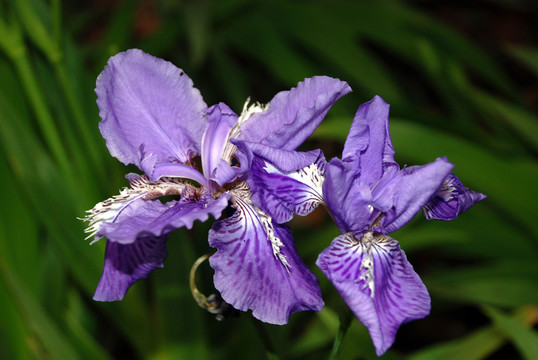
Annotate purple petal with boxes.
[382,158,454,233]
[208,197,324,324]
[93,234,168,301]
[233,139,322,172]
[202,103,238,180]
[248,154,326,223]
[423,173,487,221]
[237,76,351,150]
[323,157,372,234]
[98,191,231,244]
[213,141,253,186]
[148,162,207,185]
[96,49,207,171]
[343,96,398,186]
[317,233,430,356]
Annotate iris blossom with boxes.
[317,96,485,355]
[83,49,351,324]
[423,172,486,221]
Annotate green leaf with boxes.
[389,119,538,238]
[507,45,538,78]
[409,325,506,360]
[484,306,538,360]
[0,259,81,360]
[425,260,538,307]
[472,91,538,151]
[13,0,61,62]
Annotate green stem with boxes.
[329,307,353,360]
[251,318,279,360]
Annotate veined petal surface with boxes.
[248,154,326,224]
[208,196,324,325]
[317,233,430,356]
[323,157,372,234]
[233,140,322,172]
[343,96,397,184]
[93,234,168,301]
[383,158,454,233]
[96,49,207,170]
[98,192,230,244]
[423,173,487,221]
[237,76,351,150]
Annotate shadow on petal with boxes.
[93,234,168,301]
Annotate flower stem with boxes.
[329,307,353,360]
[251,318,279,360]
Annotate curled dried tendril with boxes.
[190,253,239,321]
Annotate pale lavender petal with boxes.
[383,158,454,233]
[148,162,207,185]
[98,192,231,244]
[202,103,238,180]
[212,142,253,186]
[323,157,372,234]
[208,197,324,324]
[317,233,430,356]
[238,76,351,150]
[234,139,321,172]
[93,234,168,301]
[96,49,207,170]
[343,96,398,186]
[423,173,487,221]
[248,154,326,224]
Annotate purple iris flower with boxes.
[423,172,486,220]
[316,96,484,355]
[82,49,351,324]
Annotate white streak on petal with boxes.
[81,174,188,243]
[231,182,290,270]
[263,158,325,206]
[221,99,267,166]
[358,232,375,298]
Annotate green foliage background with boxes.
[0,0,537,359]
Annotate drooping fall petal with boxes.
[93,234,168,301]
[317,233,430,356]
[209,196,324,324]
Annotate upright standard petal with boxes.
[96,49,207,170]
[317,233,430,356]
[93,234,168,301]
[208,195,324,325]
[323,157,372,234]
[423,173,487,221]
[237,76,351,150]
[342,96,397,185]
[247,154,326,224]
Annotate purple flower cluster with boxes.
[83,49,485,355]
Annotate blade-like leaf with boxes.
[484,306,538,360]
